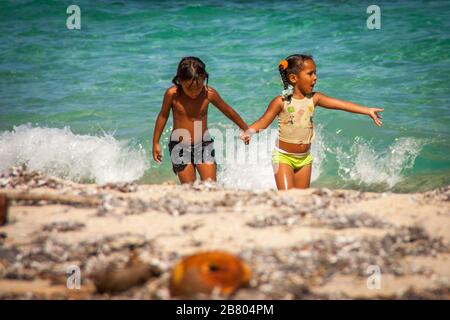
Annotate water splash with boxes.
[0,124,150,184]
[335,136,425,188]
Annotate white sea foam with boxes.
[335,136,424,187]
[0,124,149,184]
[217,126,423,191]
[0,124,424,189]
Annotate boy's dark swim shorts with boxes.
[168,139,216,174]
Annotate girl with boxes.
[245,54,384,190]
[152,56,249,184]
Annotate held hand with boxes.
[152,143,163,163]
[368,108,384,127]
[239,130,250,145]
[239,128,256,145]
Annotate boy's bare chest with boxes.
[172,97,210,119]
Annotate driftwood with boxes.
[0,190,100,226]
[0,194,7,226]
[0,190,100,207]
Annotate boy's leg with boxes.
[177,164,196,184]
[195,138,216,182]
[294,164,312,189]
[196,163,217,182]
[273,163,295,190]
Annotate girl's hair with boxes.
[172,56,209,92]
[278,54,314,102]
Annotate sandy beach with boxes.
[0,165,449,300]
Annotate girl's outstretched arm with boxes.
[209,87,249,131]
[314,92,384,127]
[249,96,283,133]
[152,87,174,163]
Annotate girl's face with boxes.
[289,59,317,95]
[180,77,205,99]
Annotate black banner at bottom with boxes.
[0,300,444,319]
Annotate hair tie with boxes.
[279,59,288,70]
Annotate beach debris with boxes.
[91,247,161,294]
[97,194,126,216]
[123,198,148,215]
[400,285,450,300]
[42,221,85,233]
[380,226,447,256]
[0,261,6,278]
[240,225,449,299]
[312,188,381,204]
[187,180,220,192]
[0,193,7,226]
[181,222,203,232]
[99,182,138,193]
[169,251,251,298]
[310,210,392,229]
[0,189,100,207]
[422,185,450,203]
[145,193,217,216]
[0,232,6,246]
[154,194,188,216]
[0,165,63,189]
[96,192,217,216]
[247,209,391,230]
[77,233,149,259]
[247,212,299,228]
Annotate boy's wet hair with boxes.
[279,54,314,102]
[172,56,209,92]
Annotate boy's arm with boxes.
[152,87,174,163]
[249,96,283,133]
[314,92,384,127]
[209,87,249,131]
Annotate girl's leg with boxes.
[196,163,217,182]
[273,163,295,190]
[294,164,312,189]
[177,164,196,184]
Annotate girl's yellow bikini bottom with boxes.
[271,147,313,171]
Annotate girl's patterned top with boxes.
[278,95,315,144]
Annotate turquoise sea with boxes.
[1,0,449,192]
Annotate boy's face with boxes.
[180,77,205,99]
[289,59,317,95]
